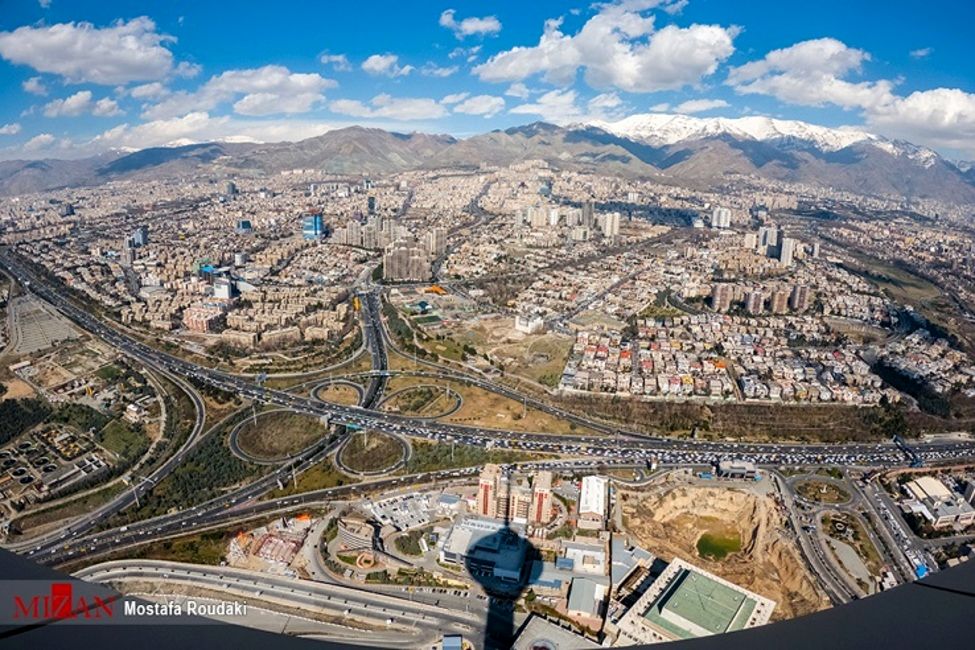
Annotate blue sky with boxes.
[1,0,973,159]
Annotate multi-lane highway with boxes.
[76,559,483,646]
[3,248,975,569]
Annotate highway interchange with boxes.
[2,245,975,640]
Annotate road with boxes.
[76,559,482,646]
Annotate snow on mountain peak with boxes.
[585,113,932,160]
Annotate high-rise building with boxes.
[789,284,811,311]
[779,237,796,267]
[711,207,731,229]
[225,181,238,197]
[235,219,253,234]
[424,227,447,257]
[745,290,765,314]
[743,232,758,250]
[530,471,554,525]
[367,195,377,216]
[758,226,779,253]
[382,241,430,281]
[811,242,821,258]
[476,464,501,518]
[302,213,325,240]
[582,200,595,228]
[600,211,621,238]
[770,289,790,314]
[131,225,148,247]
[711,284,734,312]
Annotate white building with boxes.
[579,476,608,530]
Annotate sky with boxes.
[0,0,973,161]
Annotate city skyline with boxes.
[0,0,974,161]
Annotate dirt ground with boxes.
[1,378,35,400]
[621,483,831,621]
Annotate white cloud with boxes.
[866,88,975,155]
[43,90,123,117]
[0,123,21,135]
[23,133,56,151]
[909,47,933,60]
[453,95,505,118]
[727,38,894,110]
[421,63,458,78]
[0,17,180,84]
[449,45,481,61]
[43,90,92,117]
[509,89,583,124]
[672,98,729,113]
[650,102,671,111]
[439,9,502,39]
[505,83,531,99]
[129,81,169,100]
[320,53,351,71]
[22,76,47,95]
[440,92,470,105]
[474,5,736,93]
[143,65,335,119]
[329,94,448,120]
[361,54,413,77]
[93,97,123,117]
[730,37,975,156]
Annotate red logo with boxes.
[13,582,115,620]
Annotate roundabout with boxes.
[229,409,332,464]
[311,379,366,406]
[377,383,462,419]
[335,430,411,476]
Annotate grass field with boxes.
[265,459,358,498]
[339,431,405,473]
[795,480,851,504]
[236,411,329,460]
[384,374,598,436]
[315,383,361,406]
[97,419,148,462]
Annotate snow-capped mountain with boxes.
[586,113,938,164]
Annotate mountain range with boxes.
[2,113,974,203]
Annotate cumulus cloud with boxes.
[672,98,729,113]
[439,9,502,39]
[92,97,123,117]
[129,81,169,100]
[440,92,470,105]
[505,82,531,99]
[361,54,413,77]
[329,94,448,120]
[23,132,56,151]
[730,37,975,155]
[509,89,583,124]
[866,88,975,154]
[474,4,736,93]
[143,65,335,119]
[452,94,505,118]
[0,123,21,135]
[0,17,180,85]
[727,38,894,110]
[42,90,122,117]
[320,53,351,71]
[22,76,47,95]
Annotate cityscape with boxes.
[0,1,974,649]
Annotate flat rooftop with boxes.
[644,568,756,639]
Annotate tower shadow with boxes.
[464,519,539,649]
